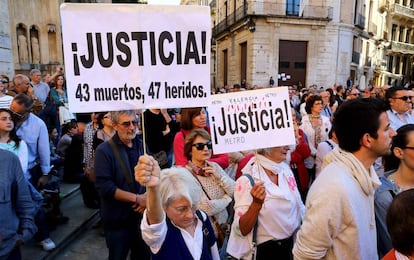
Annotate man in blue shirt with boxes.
[10,93,57,251]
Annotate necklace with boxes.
[310,114,321,119]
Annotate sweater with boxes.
[293,154,379,260]
[0,150,37,257]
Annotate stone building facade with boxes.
[0,0,14,77]
[211,0,414,90]
[0,0,142,79]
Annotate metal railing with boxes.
[368,22,377,35]
[212,2,332,37]
[355,13,365,29]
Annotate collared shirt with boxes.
[16,113,50,179]
[31,81,50,103]
[320,105,333,119]
[386,109,414,131]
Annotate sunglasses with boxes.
[10,110,25,120]
[392,96,411,101]
[192,141,212,150]
[118,120,138,127]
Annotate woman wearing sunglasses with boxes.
[183,129,235,249]
[173,107,229,169]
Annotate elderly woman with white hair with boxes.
[226,146,305,260]
[135,155,220,260]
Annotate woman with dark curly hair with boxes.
[299,95,331,183]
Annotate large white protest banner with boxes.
[60,3,210,112]
[208,87,295,154]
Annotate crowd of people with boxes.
[1,67,414,260]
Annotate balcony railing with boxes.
[368,22,377,35]
[212,2,332,37]
[375,60,387,70]
[365,58,372,67]
[355,13,365,29]
[390,41,414,54]
[352,51,360,64]
[389,3,414,19]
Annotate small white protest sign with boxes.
[60,3,210,112]
[208,87,295,154]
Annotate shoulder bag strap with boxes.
[241,174,258,260]
[108,138,136,193]
[195,210,215,248]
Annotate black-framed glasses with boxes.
[192,141,212,150]
[392,96,411,101]
[403,146,414,150]
[118,120,138,127]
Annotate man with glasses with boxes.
[320,90,333,121]
[94,110,150,260]
[347,88,361,100]
[9,93,57,251]
[385,86,414,131]
[29,69,50,104]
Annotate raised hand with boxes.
[134,154,161,187]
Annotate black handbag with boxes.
[153,150,169,168]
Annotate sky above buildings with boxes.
[147,0,180,4]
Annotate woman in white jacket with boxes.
[299,95,331,183]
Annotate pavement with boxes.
[21,183,103,260]
[54,222,107,260]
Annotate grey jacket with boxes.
[374,170,399,258]
[0,150,37,258]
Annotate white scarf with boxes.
[242,154,293,178]
[323,147,380,228]
[241,154,305,220]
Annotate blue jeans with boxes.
[104,226,150,260]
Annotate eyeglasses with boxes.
[403,146,414,150]
[118,120,138,127]
[392,96,411,101]
[172,205,196,216]
[192,141,212,150]
[350,93,360,96]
